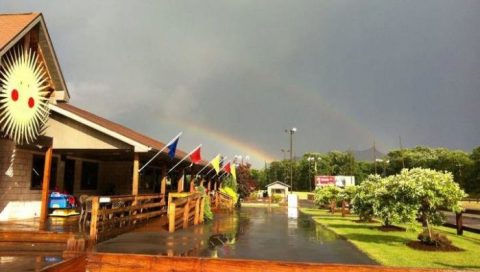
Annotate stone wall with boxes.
[0,139,41,219]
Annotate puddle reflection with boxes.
[96,207,375,264]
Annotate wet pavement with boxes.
[0,255,63,271]
[96,207,376,264]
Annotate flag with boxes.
[167,136,180,159]
[231,163,237,180]
[210,154,221,174]
[190,146,202,164]
[223,161,231,174]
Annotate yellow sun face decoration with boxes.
[0,47,50,144]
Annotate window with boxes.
[81,161,99,190]
[31,154,57,190]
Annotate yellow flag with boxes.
[231,164,237,180]
[210,154,221,174]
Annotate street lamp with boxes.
[307,157,317,192]
[284,127,297,190]
[375,158,389,177]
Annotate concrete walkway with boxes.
[95,207,376,264]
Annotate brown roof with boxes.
[55,103,210,166]
[0,12,40,52]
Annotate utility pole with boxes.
[399,135,405,169]
[373,138,377,174]
[285,128,297,190]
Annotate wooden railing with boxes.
[214,191,235,210]
[443,208,480,235]
[83,252,457,272]
[168,192,205,232]
[89,194,166,242]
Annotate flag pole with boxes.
[205,156,227,176]
[197,154,220,176]
[168,144,202,174]
[138,132,183,173]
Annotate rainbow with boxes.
[161,117,277,164]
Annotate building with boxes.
[0,13,215,222]
[266,181,290,198]
[314,175,355,188]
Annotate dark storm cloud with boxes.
[3,0,479,167]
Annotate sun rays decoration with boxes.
[0,47,50,144]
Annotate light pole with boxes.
[284,127,297,190]
[376,158,389,177]
[307,157,317,192]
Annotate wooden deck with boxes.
[42,252,459,272]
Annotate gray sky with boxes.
[3,1,480,167]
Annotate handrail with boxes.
[167,192,205,232]
[215,191,234,210]
[85,252,458,272]
[88,194,166,242]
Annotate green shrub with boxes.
[314,185,342,213]
[417,230,452,248]
[351,175,381,222]
[203,195,214,220]
[196,185,213,221]
[220,186,238,204]
[272,194,283,203]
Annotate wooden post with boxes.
[132,153,140,196]
[160,177,167,206]
[194,197,200,225]
[199,197,205,223]
[183,198,191,229]
[177,169,184,193]
[168,202,176,233]
[207,180,211,192]
[456,212,463,235]
[89,196,99,241]
[190,179,195,193]
[213,181,217,191]
[39,145,53,226]
[161,165,167,195]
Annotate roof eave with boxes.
[49,104,151,152]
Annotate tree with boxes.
[236,163,258,198]
[407,168,466,242]
[468,147,480,195]
[373,173,420,227]
[340,185,357,203]
[385,146,474,192]
[251,169,267,189]
[351,175,381,222]
[314,185,342,213]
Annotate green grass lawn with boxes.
[300,208,480,270]
[462,201,480,210]
[292,191,314,200]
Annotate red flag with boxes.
[190,146,202,164]
[223,161,231,173]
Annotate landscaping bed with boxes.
[300,208,480,270]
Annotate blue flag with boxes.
[167,137,179,159]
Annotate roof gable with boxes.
[266,181,291,188]
[0,12,69,102]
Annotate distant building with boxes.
[266,181,290,197]
[315,176,355,188]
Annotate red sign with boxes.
[315,176,335,186]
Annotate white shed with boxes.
[266,181,291,197]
